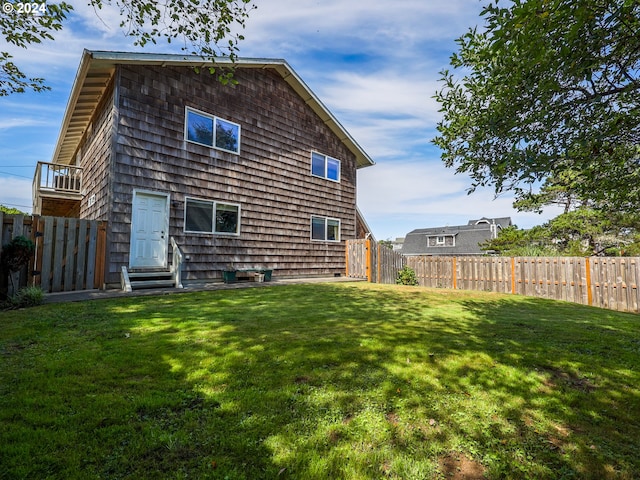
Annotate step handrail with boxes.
[121,266,132,293]
[170,237,184,289]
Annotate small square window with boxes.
[327,218,340,241]
[310,151,340,182]
[311,216,326,240]
[311,152,326,177]
[326,157,340,181]
[186,110,214,147]
[185,198,213,233]
[215,118,240,154]
[311,216,340,242]
[215,203,240,234]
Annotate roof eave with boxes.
[51,50,375,169]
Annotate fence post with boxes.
[452,257,457,289]
[585,257,593,307]
[366,238,372,283]
[94,222,107,290]
[345,240,350,277]
[511,257,516,295]
[377,242,381,284]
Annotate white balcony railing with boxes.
[33,161,83,194]
[32,161,84,214]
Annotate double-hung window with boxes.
[311,216,340,242]
[184,197,241,235]
[185,107,241,154]
[311,152,340,182]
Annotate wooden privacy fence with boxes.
[1,214,107,294]
[345,239,640,313]
[346,238,406,284]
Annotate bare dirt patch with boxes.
[438,452,486,479]
[385,412,400,425]
[538,365,596,392]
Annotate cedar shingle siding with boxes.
[74,61,363,284]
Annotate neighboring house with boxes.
[32,50,375,287]
[391,237,405,252]
[401,217,512,256]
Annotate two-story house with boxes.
[32,50,375,288]
[401,217,512,256]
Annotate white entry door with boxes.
[130,191,170,269]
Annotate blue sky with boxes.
[0,0,564,240]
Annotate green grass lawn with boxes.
[1,282,639,479]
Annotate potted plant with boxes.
[222,265,236,284]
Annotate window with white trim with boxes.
[185,107,241,154]
[311,216,340,242]
[311,151,340,182]
[184,197,240,235]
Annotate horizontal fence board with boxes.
[346,240,640,313]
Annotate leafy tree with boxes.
[480,224,556,256]
[482,209,640,256]
[434,0,640,210]
[545,208,608,255]
[0,205,27,215]
[512,170,585,214]
[378,239,394,250]
[1,0,255,96]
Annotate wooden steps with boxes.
[121,267,179,292]
[121,238,185,293]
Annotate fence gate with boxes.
[1,214,107,294]
[346,238,369,280]
[345,239,405,283]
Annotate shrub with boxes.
[4,286,45,309]
[396,265,419,286]
[1,236,35,273]
[1,235,36,300]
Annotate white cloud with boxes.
[357,159,565,239]
[0,118,51,130]
[242,0,484,54]
[321,73,442,124]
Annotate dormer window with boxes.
[427,235,455,247]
